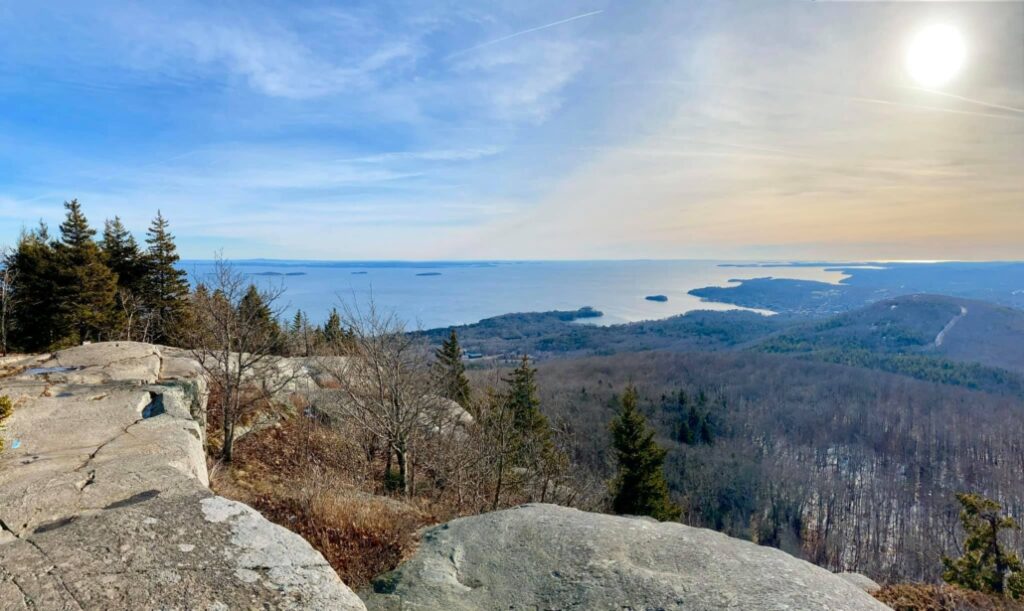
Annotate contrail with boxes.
[447,10,603,59]
[623,80,1024,121]
[847,94,1022,121]
[907,87,1024,115]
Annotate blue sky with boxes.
[1,1,1022,260]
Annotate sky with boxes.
[0,0,1022,261]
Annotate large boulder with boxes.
[362,504,889,611]
[0,342,364,610]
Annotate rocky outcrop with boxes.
[2,343,890,611]
[362,504,889,611]
[0,342,364,611]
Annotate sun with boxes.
[906,24,966,88]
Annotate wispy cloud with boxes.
[1,0,1021,261]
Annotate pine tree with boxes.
[943,493,1024,598]
[435,329,471,406]
[54,200,119,345]
[143,211,190,344]
[609,385,681,521]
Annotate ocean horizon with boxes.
[179,259,847,329]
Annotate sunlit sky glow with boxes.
[1,1,1022,260]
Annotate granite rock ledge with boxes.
[0,342,365,611]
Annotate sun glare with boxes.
[906,24,966,88]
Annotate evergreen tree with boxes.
[289,309,313,356]
[500,355,566,502]
[6,224,63,351]
[238,284,282,352]
[322,308,343,343]
[319,307,354,353]
[943,493,1024,598]
[101,216,146,294]
[291,309,306,334]
[677,390,695,444]
[434,329,471,406]
[698,416,714,445]
[505,355,549,442]
[54,200,119,344]
[609,385,681,521]
[58,199,94,251]
[143,211,190,344]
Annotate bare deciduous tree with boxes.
[317,299,451,497]
[116,288,151,343]
[184,255,291,462]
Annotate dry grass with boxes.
[875,584,1024,611]
[210,412,437,589]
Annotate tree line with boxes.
[1,200,191,352]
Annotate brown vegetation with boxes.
[875,584,1024,611]
[210,413,436,589]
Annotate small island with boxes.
[416,272,443,277]
[560,306,603,321]
[645,295,669,302]
[351,271,368,275]
[251,271,307,277]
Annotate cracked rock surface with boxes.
[0,342,365,611]
[362,504,889,611]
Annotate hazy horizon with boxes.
[2,1,1022,260]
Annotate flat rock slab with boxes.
[362,504,889,611]
[0,342,364,611]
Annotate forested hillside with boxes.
[757,295,1024,394]
[422,308,788,361]
[519,351,1024,583]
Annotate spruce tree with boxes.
[101,217,146,295]
[6,224,63,351]
[322,308,343,342]
[435,329,471,406]
[609,385,681,521]
[143,211,190,344]
[320,308,352,352]
[238,284,282,352]
[500,354,566,501]
[289,309,313,356]
[291,310,306,334]
[504,354,549,443]
[677,390,694,444]
[54,200,119,345]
